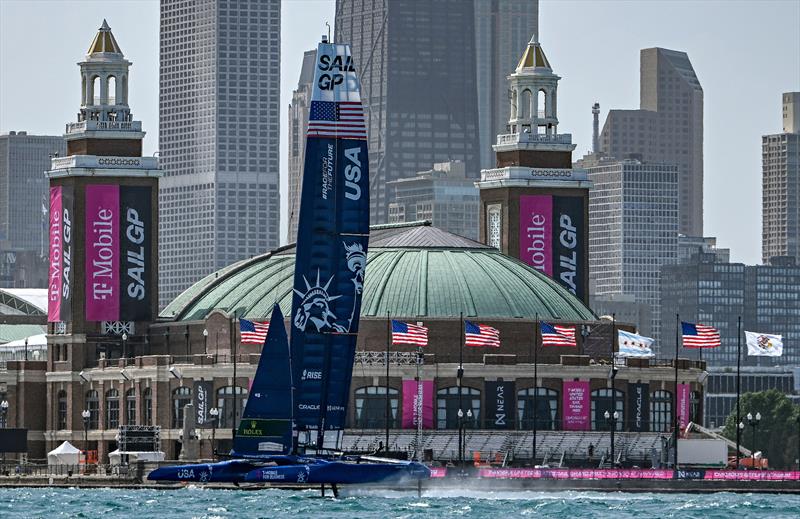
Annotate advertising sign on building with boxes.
[519,195,585,301]
[193,381,214,429]
[401,380,434,429]
[677,383,691,429]
[627,382,649,432]
[485,380,515,429]
[84,184,153,322]
[48,185,74,323]
[562,380,590,430]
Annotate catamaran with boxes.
[148,37,430,495]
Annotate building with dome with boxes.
[0,24,707,466]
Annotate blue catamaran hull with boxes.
[244,460,431,485]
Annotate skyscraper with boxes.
[474,0,539,170]
[600,48,703,236]
[287,49,317,244]
[0,132,65,287]
[159,0,281,308]
[762,92,800,264]
[335,0,480,225]
[586,157,679,341]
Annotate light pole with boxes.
[1,400,8,471]
[604,410,619,467]
[796,415,800,470]
[457,408,464,468]
[737,421,745,469]
[24,338,28,361]
[209,407,219,460]
[203,329,209,356]
[747,412,761,469]
[82,409,90,466]
[122,332,128,361]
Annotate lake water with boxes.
[0,487,797,518]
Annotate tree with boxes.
[721,389,800,469]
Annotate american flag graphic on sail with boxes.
[307,101,366,139]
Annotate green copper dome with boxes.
[160,223,595,322]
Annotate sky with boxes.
[1,0,798,264]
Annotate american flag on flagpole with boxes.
[240,318,270,344]
[540,322,577,347]
[464,320,500,348]
[681,322,721,348]
[307,101,366,139]
[391,320,428,346]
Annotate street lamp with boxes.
[122,333,128,361]
[82,409,91,466]
[203,329,209,356]
[747,412,761,469]
[209,407,219,460]
[737,421,745,469]
[457,408,464,468]
[604,410,619,467]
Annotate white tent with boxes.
[47,441,81,466]
[108,449,165,465]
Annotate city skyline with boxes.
[1,0,799,265]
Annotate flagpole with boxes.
[459,312,464,468]
[611,313,617,463]
[673,313,679,469]
[533,314,539,467]
[232,314,238,439]
[736,315,741,468]
[385,312,391,452]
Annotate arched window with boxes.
[85,390,99,429]
[591,388,624,431]
[91,76,100,105]
[517,387,558,430]
[105,389,120,429]
[354,386,399,429]
[437,387,480,429]
[537,89,547,119]
[172,386,192,429]
[217,386,248,429]
[107,76,116,105]
[650,390,672,432]
[520,89,532,119]
[57,390,68,430]
[142,387,152,426]
[125,388,136,426]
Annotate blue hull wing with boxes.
[244,460,431,485]
[147,459,260,483]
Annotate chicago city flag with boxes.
[617,329,655,358]
[745,331,783,357]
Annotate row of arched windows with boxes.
[353,386,701,433]
[57,386,247,431]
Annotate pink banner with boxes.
[402,379,434,429]
[429,467,447,478]
[677,383,691,429]
[48,186,63,322]
[519,195,552,275]
[85,185,119,321]
[478,468,674,480]
[703,470,800,481]
[562,380,590,430]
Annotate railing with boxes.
[65,120,141,134]
[355,351,423,366]
[496,132,572,146]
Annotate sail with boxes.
[231,304,294,456]
[290,41,370,446]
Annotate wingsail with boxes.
[231,304,294,456]
[290,40,370,450]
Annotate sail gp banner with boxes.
[519,195,585,301]
[48,186,74,322]
[401,380,434,429]
[290,41,370,435]
[563,380,590,430]
[84,184,152,322]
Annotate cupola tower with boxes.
[476,35,591,304]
